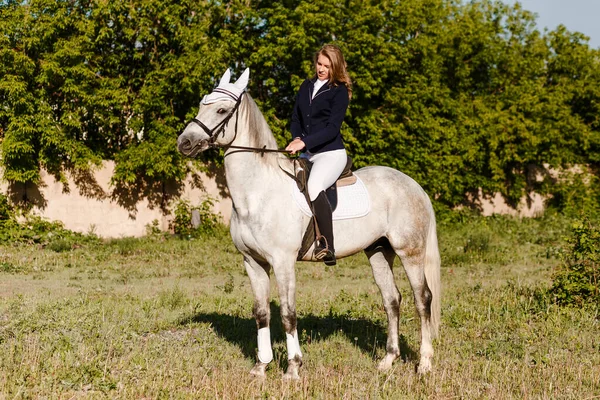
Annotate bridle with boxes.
[185,88,307,209]
[188,88,244,148]
[187,89,290,156]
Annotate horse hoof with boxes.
[416,357,432,375]
[377,352,399,371]
[283,370,300,380]
[377,359,392,371]
[250,362,268,378]
[283,356,302,380]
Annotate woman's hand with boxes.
[285,138,306,154]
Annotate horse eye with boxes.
[217,108,227,114]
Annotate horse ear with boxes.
[234,68,250,91]
[218,68,231,87]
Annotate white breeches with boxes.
[302,149,347,201]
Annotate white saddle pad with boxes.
[292,176,371,220]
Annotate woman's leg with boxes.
[306,149,347,264]
[306,149,347,201]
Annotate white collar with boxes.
[312,79,328,98]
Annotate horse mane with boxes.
[240,94,291,170]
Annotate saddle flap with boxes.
[338,156,353,180]
[337,175,357,187]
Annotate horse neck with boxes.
[223,95,288,200]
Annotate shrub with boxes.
[545,173,600,220]
[145,219,164,237]
[550,219,599,307]
[464,233,491,254]
[0,194,99,248]
[0,194,15,223]
[106,237,140,256]
[170,197,222,238]
[47,239,74,253]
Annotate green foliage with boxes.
[0,193,15,222]
[551,220,600,307]
[105,237,142,256]
[158,286,190,310]
[0,261,24,274]
[46,238,74,253]
[543,169,600,219]
[464,232,491,255]
[439,212,570,268]
[170,197,223,238]
[0,194,99,249]
[171,200,193,237]
[0,0,217,186]
[145,219,164,237]
[216,273,235,294]
[1,0,599,214]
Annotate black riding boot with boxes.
[312,191,336,266]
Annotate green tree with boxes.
[1,0,599,215]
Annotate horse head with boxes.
[178,68,250,157]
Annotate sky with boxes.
[502,0,600,49]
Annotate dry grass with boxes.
[0,215,598,399]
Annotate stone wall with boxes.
[0,161,232,238]
[477,191,545,218]
[0,161,545,238]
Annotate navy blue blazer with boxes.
[290,78,349,154]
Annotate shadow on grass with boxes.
[178,302,418,368]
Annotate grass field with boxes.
[0,214,598,399]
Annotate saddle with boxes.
[294,156,357,261]
[295,156,356,212]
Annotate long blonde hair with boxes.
[314,44,352,100]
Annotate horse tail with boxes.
[424,213,441,339]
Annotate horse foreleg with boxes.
[366,243,402,371]
[244,256,272,378]
[272,258,302,380]
[401,252,435,375]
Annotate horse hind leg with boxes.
[365,239,402,371]
[398,250,436,374]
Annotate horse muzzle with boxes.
[177,134,209,158]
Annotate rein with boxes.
[187,89,291,157]
[219,144,291,156]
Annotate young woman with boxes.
[286,44,352,265]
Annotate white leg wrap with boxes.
[257,327,273,364]
[286,330,302,360]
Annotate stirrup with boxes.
[314,237,336,265]
[323,251,336,266]
[313,236,329,259]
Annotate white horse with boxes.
[177,68,441,379]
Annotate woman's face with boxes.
[316,54,331,81]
